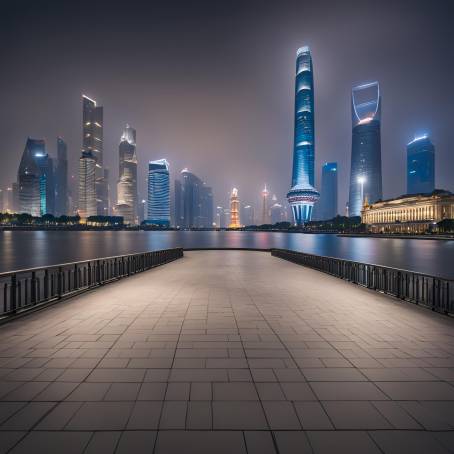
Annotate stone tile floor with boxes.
[0,250,453,453]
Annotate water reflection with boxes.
[0,230,452,278]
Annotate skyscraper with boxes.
[78,151,97,218]
[287,46,320,225]
[18,138,55,216]
[229,188,241,228]
[175,169,213,228]
[174,179,184,227]
[200,184,214,227]
[18,139,41,216]
[241,203,255,226]
[147,159,170,226]
[407,135,435,195]
[348,82,382,216]
[216,206,226,228]
[261,185,269,224]
[55,137,68,216]
[318,162,338,220]
[270,201,284,224]
[116,125,138,224]
[82,95,108,215]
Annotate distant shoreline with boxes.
[338,233,454,241]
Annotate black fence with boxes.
[271,249,453,315]
[0,248,183,320]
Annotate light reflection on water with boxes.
[0,230,452,278]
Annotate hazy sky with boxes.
[1,0,453,213]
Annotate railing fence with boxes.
[271,248,453,315]
[0,248,183,319]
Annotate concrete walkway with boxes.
[0,250,453,453]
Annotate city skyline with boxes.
[1,0,453,218]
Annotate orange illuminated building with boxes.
[229,188,241,228]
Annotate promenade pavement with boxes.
[0,250,453,453]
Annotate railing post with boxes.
[57,266,63,299]
[97,260,101,285]
[44,269,49,299]
[31,271,37,304]
[10,274,17,313]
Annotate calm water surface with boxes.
[1,230,453,278]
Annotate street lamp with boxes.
[357,176,366,208]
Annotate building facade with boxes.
[17,140,41,216]
[241,203,255,226]
[270,202,284,224]
[287,46,320,225]
[18,138,55,216]
[348,82,383,217]
[361,190,454,233]
[147,159,170,226]
[78,151,97,218]
[318,162,338,220]
[116,125,138,224]
[229,188,241,228]
[175,169,213,228]
[407,135,435,195]
[261,185,269,225]
[82,95,108,215]
[55,137,68,216]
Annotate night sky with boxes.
[1,0,453,214]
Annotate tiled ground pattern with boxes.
[0,251,453,453]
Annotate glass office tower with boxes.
[78,151,97,218]
[318,162,338,220]
[407,135,435,195]
[17,139,41,216]
[55,137,68,216]
[348,82,382,216]
[147,159,170,226]
[175,169,213,228]
[287,46,320,225]
[82,95,108,215]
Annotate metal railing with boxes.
[0,248,183,320]
[271,249,453,315]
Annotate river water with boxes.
[1,230,453,278]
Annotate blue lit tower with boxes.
[287,46,320,225]
[348,82,382,216]
[407,135,435,195]
[147,159,170,226]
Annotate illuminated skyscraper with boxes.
[287,46,320,225]
[78,151,97,218]
[116,125,138,224]
[407,135,435,195]
[261,184,269,224]
[18,138,55,216]
[55,137,68,216]
[229,188,241,228]
[18,139,41,216]
[318,162,338,220]
[348,82,382,216]
[82,95,108,215]
[147,159,170,226]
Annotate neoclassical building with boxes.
[361,190,454,233]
